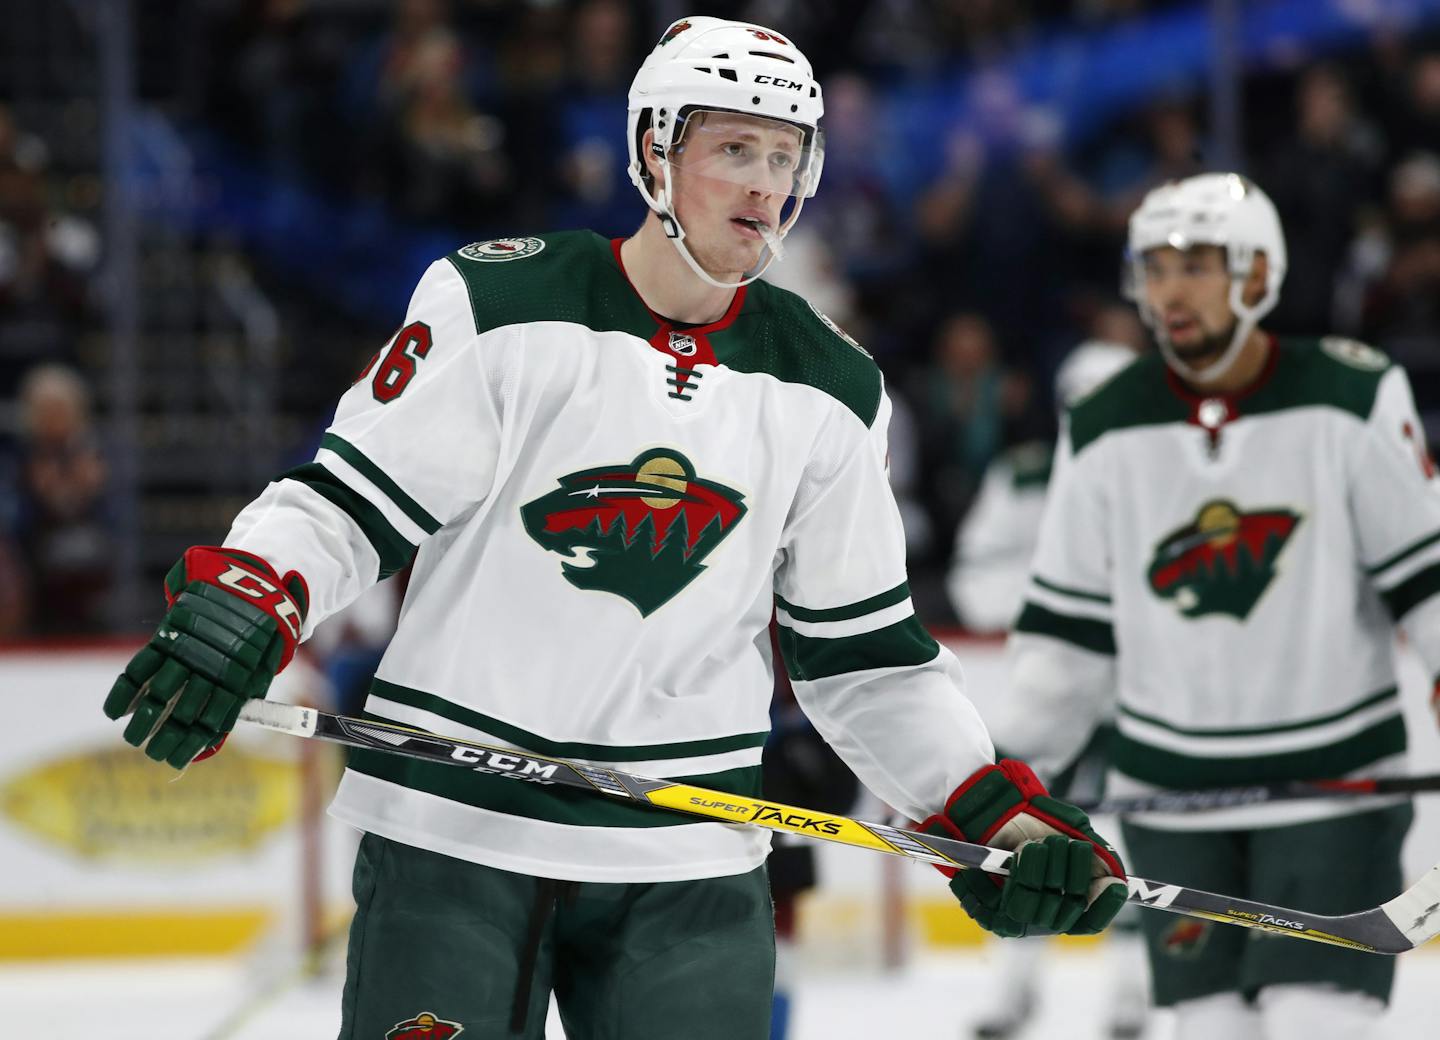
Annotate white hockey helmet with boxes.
[627,16,825,288]
[1124,173,1287,384]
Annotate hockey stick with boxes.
[237,700,1440,955]
[1075,774,1440,816]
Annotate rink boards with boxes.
[1,636,1436,960]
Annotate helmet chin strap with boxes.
[1155,280,1263,387]
[642,152,800,290]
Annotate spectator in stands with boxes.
[1355,151,1440,357]
[362,0,511,225]
[913,71,1069,361]
[9,364,112,634]
[547,0,642,236]
[0,539,26,639]
[910,313,1033,571]
[0,107,96,398]
[802,74,911,298]
[1384,50,1440,163]
[1263,66,1385,334]
[204,0,352,186]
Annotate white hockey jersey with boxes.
[995,337,1440,829]
[226,231,993,881]
[946,441,1054,632]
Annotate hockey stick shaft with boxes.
[237,700,1440,955]
[1076,775,1440,816]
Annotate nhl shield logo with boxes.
[457,237,545,262]
[386,1011,464,1039]
[1147,500,1300,620]
[668,331,698,356]
[521,448,746,616]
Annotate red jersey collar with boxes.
[1164,333,1279,448]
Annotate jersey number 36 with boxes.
[357,321,434,404]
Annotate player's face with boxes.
[1140,245,1237,369]
[668,112,801,278]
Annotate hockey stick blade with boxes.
[238,700,1440,954]
[1076,774,1440,816]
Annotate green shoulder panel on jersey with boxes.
[1068,353,1186,455]
[442,233,882,426]
[1242,336,1391,423]
[442,230,654,340]
[1068,337,1393,456]
[721,279,883,427]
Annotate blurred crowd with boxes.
[2,0,1439,637]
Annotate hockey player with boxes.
[101,18,1125,1038]
[995,172,1439,1040]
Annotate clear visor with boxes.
[668,109,824,200]
[1123,240,1232,297]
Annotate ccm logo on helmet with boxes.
[754,74,804,91]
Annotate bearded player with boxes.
[102,18,1125,1038]
[994,172,1440,1040]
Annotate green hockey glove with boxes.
[920,759,1127,938]
[103,546,308,769]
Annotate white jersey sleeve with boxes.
[226,259,497,636]
[992,421,1117,779]
[775,388,994,822]
[1351,364,1440,675]
[946,444,1051,632]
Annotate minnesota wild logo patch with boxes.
[521,449,746,616]
[387,1011,463,1039]
[1147,500,1300,620]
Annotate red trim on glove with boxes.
[914,809,965,879]
[921,758,1127,883]
[169,546,307,671]
[997,759,1047,799]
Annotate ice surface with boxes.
[3,944,1435,1039]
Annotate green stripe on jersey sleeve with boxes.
[347,739,761,829]
[370,679,769,761]
[1378,560,1440,620]
[1367,528,1440,576]
[775,582,910,623]
[320,433,442,535]
[776,615,939,682]
[277,464,417,579]
[1032,575,1112,605]
[1112,713,1406,788]
[1014,601,1116,655]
